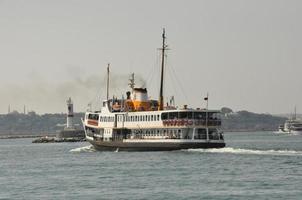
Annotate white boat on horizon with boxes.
[278,108,302,135]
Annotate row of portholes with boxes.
[133,129,182,136]
[124,114,161,122]
[99,114,161,123]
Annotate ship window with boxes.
[157,115,160,121]
[194,112,205,120]
[151,115,154,121]
[179,112,187,119]
[161,113,168,120]
[208,129,219,140]
[147,115,150,121]
[188,112,193,119]
[169,112,178,119]
[88,114,99,120]
[135,116,138,121]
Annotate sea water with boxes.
[0,132,302,200]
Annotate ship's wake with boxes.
[70,145,96,153]
[186,147,302,156]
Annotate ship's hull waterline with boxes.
[87,138,225,151]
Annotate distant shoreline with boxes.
[0,134,56,139]
[223,129,276,133]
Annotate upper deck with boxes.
[85,108,222,129]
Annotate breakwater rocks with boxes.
[32,137,86,143]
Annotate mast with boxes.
[106,63,110,100]
[159,28,167,110]
[129,73,135,91]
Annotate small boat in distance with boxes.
[278,107,302,135]
[82,30,225,151]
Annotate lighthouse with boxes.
[66,97,74,129]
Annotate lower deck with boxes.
[84,126,225,151]
[85,126,224,141]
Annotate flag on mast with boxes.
[204,93,209,101]
[204,93,209,109]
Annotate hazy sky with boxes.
[0,0,301,114]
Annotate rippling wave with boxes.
[70,145,96,153]
[186,147,302,156]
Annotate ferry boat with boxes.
[82,30,225,151]
[278,107,302,134]
[278,113,302,134]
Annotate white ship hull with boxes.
[83,109,226,151]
